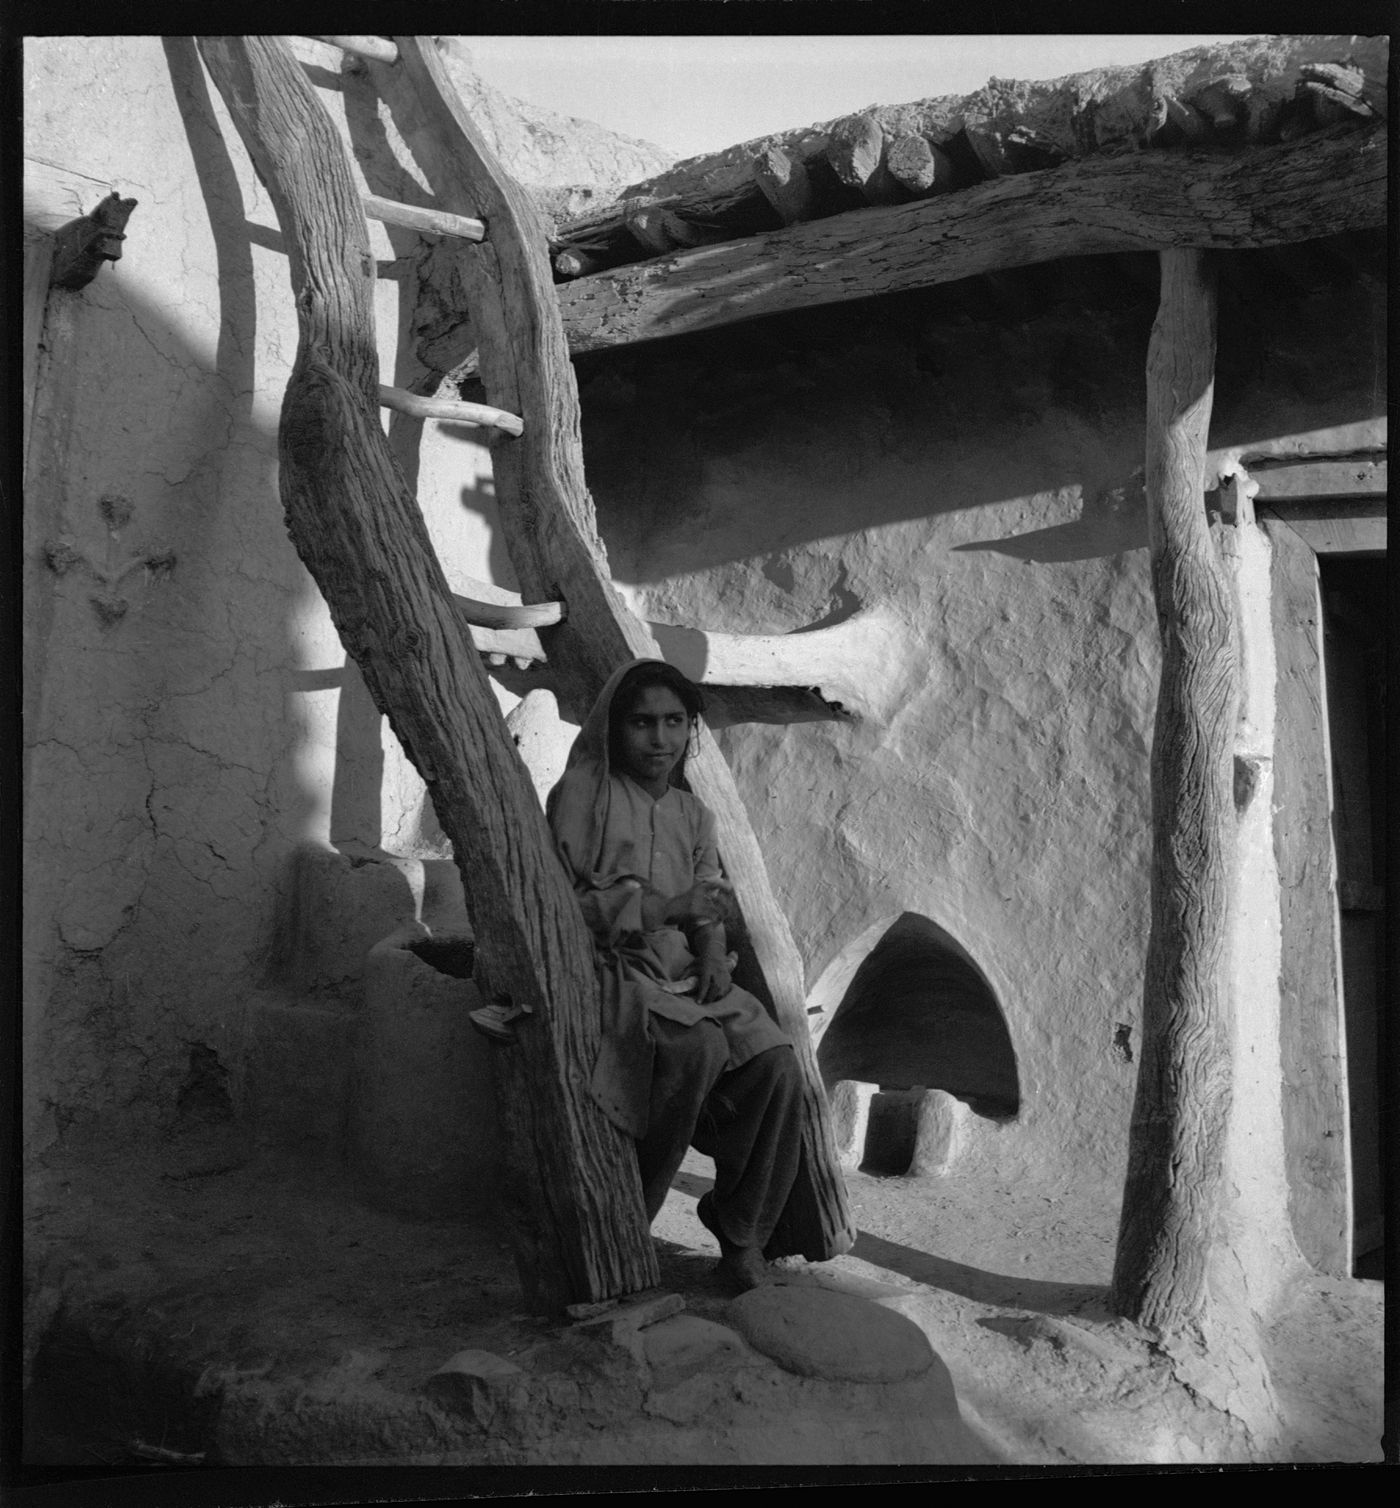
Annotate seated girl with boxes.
[545,659,805,1291]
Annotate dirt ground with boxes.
[21,1115,1387,1475]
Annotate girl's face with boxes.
[616,685,691,794]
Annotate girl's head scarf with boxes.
[546,658,695,881]
[545,658,695,1140]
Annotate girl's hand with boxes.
[663,877,732,927]
[696,947,732,1004]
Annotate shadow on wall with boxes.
[816,912,1019,1176]
[578,240,1386,584]
[23,44,329,1138]
[951,469,1149,563]
[170,39,441,865]
[166,35,341,868]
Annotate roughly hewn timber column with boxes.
[1111,249,1238,1331]
[1261,517,1349,1273]
[196,36,658,1312]
[375,36,854,1260]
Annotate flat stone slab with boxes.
[728,1282,935,1382]
[568,1291,685,1335]
[642,1314,754,1393]
[421,1347,525,1408]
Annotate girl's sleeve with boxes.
[549,768,647,946]
[693,802,723,885]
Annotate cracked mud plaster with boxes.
[22,33,687,1143]
[578,266,1376,1199]
[40,950,155,1127]
[35,738,157,955]
[632,573,1154,1197]
[25,38,352,1126]
[1154,1313,1284,1452]
[44,495,178,631]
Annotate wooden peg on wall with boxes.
[49,192,138,291]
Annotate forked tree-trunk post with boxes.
[195,35,658,1313]
[374,36,855,1263]
[1111,248,1239,1330]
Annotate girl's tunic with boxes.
[546,664,790,1139]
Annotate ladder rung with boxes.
[310,35,399,64]
[484,652,542,668]
[378,384,523,437]
[554,248,601,279]
[362,193,484,242]
[461,598,561,630]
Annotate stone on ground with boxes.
[728,1281,935,1381]
[642,1315,755,1393]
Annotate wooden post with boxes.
[752,145,819,226]
[1262,517,1350,1272]
[1111,248,1239,1331]
[624,205,705,254]
[554,247,602,280]
[196,36,658,1313]
[825,113,902,205]
[375,36,855,1261]
[886,134,956,198]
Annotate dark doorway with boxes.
[1320,556,1387,1278]
[817,913,1019,1175]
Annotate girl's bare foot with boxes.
[697,1192,771,1292]
[717,1246,769,1292]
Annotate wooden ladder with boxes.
[196,34,853,1311]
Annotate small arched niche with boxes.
[814,912,1020,1175]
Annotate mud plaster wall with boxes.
[23,37,390,1146]
[574,261,1385,1201]
[21,37,666,1150]
[25,35,1384,1226]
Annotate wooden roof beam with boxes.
[751,145,819,225]
[555,122,1384,357]
[885,134,958,199]
[1247,456,1387,500]
[615,36,1386,210]
[825,112,903,205]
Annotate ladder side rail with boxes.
[195,34,658,1310]
[375,36,853,1258]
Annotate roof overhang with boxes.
[555,122,1385,356]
